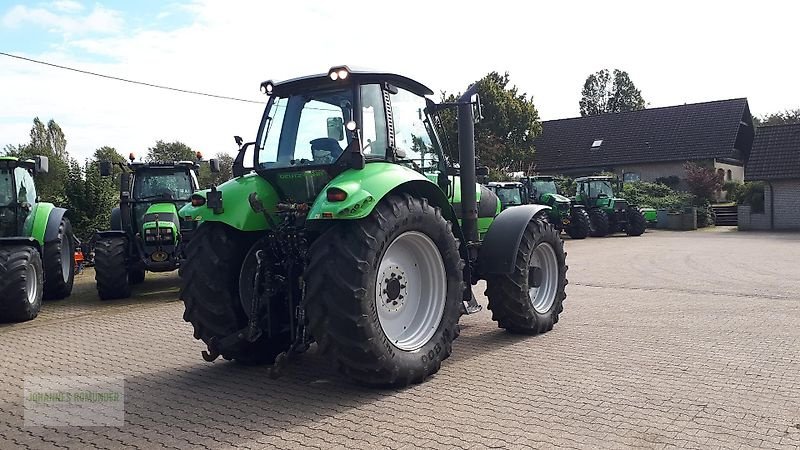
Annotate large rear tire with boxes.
[0,246,44,323]
[180,223,288,364]
[588,208,610,237]
[566,208,591,239]
[626,208,647,236]
[43,217,75,300]
[94,237,131,300]
[305,194,463,387]
[485,220,568,334]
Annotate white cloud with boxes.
[1,0,800,163]
[51,1,84,13]
[1,3,122,35]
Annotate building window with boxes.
[623,172,640,182]
[591,139,603,149]
[726,169,732,181]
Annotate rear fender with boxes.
[478,204,551,276]
[44,207,68,243]
[0,236,40,251]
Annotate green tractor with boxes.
[574,175,646,237]
[178,66,569,387]
[488,178,590,239]
[0,156,75,322]
[94,155,213,300]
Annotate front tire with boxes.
[626,208,647,236]
[589,208,610,237]
[180,223,287,364]
[305,194,464,387]
[566,208,591,239]
[0,246,44,322]
[128,264,146,285]
[43,217,75,300]
[94,237,131,300]
[485,220,567,334]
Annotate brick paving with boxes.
[1,228,799,449]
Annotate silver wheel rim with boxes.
[375,231,446,351]
[26,264,39,304]
[528,242,559,314]
[61,239,71,282]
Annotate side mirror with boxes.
[209,158,220,173]
[475,166,489,177]
[99,161,112,177]
[326,117,344,141]
[34,156,49,174]
[232,142,254,178]
[471,93,483,123]
[234,135,243,148]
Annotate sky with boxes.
[1,0,799,162]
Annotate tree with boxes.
[579,69,646,116]
[439,71,541,174]
[146,140,195,163]
[753,109,800,126]
[198,153,234,188]
[683,162,722,204]
[2,118,71,205]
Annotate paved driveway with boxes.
[1,228,799,449]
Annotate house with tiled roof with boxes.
[739,123,800,230]
[532,98,755,189]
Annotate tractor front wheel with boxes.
[626,208,647,236]
[43,217,75,300]
[128,264,146,285]
[305,194,463,387]
[0,246,44,322]
[566,208,591,239]
[485,220,568,334]
[94,237,131,300]
[589,208,610,237]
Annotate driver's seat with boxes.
[310,138,344,161]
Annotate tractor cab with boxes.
[0,157,44,238]
[487,181,527,209]
[575,176,621,208]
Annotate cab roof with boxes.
[265,66,434,97]
[575,175,615,182]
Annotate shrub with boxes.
[684,162,722,205]
[722,181,742,202]
[622,181,692,210]
[555,176,576,197]
[736,181,765,213]
[695,201,716,228]
[655,175,680,188]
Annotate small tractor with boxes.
[178,66,569,387]
[487,178,590,239]
[94,155,215,299]
[574,175,646,237]
[0,156,75,322]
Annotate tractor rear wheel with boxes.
[485,220,567,334]
[0,246,44,322]
[43,217,75,300]
[589,208,610,237]
[180,223,288,364]
[566,208,591,239]
[626,208,647,236]
[94,236,131,300]
[305,194,463,387]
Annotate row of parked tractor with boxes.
[487,175,650,239]
[0,66,654,387]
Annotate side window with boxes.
[13,168,36,205]
[390,88,438,172]
[360,84,388,158]
[294,99,346,161]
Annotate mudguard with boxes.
[110,207,122,230]
[478,204,551,275]
[0,236,40,249]
[43,207,67,243]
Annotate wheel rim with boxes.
[528,242,559,314]
[26,264,39,304]
[375,231,446,351]
[61,239,71,282]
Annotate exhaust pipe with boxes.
[458,84,480,244]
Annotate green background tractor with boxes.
[574,175,646,237]
[178,66,569,387]
[488,178,590,239]
[523,176,591,239]
[94,157,212,299]
[0,156,75,322]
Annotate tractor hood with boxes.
[539,192,571,205]
[141,202,180,236]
